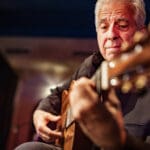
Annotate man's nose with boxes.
[107,24,119,40]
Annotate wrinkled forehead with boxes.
[97,1,135,20]
[97,0,135,14]
[97,0,133,7]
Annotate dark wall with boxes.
[145,0,150,25]
[0,54,18,150]
[0,0,96,37]
[0,0,149,37]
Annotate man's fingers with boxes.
[46,113,61,122]
[48,129,62,138]
[39,125,62,138]
[38,125,62,143]
[40,132,52,142]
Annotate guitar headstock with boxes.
[107,64,150,93]
[100,24,150,93]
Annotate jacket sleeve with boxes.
[36,52,102,115]
[100,133,150,150]
[123,133,150,150]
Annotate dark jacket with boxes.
[37,51,150,150]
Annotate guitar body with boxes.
[56,90,93,150]
[63,123,93,150]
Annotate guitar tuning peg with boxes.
[109,61,116,68]
[121,81,133,93]
[110,77,120,87]
[134,44,143,53]
[121,41,129,51]
[121,74,132,93]
[133,31,145,43]
[135,75,147,90]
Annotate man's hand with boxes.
[69,77,126,150]
[33,110,62,142]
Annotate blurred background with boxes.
[0,0,149,149]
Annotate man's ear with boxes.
[139,25,147,34]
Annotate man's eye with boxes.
[119,24,128,28]
[117,20,129,30]
[100,24,107,30]
[118,24,129,31]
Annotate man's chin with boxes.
[105,53,120,61]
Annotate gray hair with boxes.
[95,0,146,31]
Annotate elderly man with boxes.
[16,0,150,150]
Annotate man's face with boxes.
[97,2,138,61]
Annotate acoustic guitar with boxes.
[56,27,150,150]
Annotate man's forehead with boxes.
[98,7,134,22]
[98,12,132,23]
[99,17,129,23]
[98,2,134,19]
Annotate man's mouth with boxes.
[104,46,122,60]
[105,46,121,53]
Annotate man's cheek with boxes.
[122,33,134,43]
